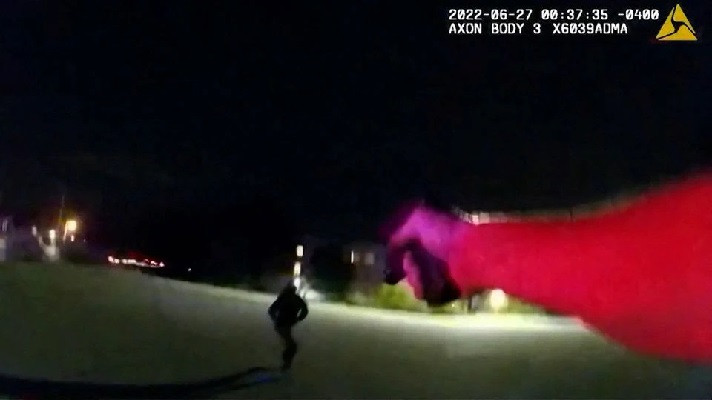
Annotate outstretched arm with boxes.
[382,173,712,362]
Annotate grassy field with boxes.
[0,262,710,398]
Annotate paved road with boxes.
[0,263,710,398]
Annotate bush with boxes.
[61,245,104,265]
[429,300,467,314]
[365,282,428,312]
[9,236,44,262]
[346,285,467,314]
[16,247,44,262]
[344,290,370,306]
[477,289,548,314]
[308,244,354,299]
[505,298,548,314]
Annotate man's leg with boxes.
[277,325,298,370]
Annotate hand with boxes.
[380,201,469,306]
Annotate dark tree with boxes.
[308,244,354,298]
[231,194,298,283]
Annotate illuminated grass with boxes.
[0,262,708,398]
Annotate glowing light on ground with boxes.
[489,289,508,312]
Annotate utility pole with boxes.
[58,191,66,232]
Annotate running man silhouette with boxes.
[268,283,309,371]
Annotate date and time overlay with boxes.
[446,4,698,41]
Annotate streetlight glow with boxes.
[489,289,508,312]
[48,229,56,240]
[65,219,78,233]
[293,261,301,276]
[296,245,304,257]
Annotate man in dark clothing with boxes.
[268,283,309,371]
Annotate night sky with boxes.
[0,1,709,257]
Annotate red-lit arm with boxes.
[446,174,712,361]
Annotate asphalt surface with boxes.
[0,263,710,399]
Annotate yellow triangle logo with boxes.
[656,4,697,41]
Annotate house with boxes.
[290,235,330,290]
[345,241,386,294]
[295,235,329,272]
[291,235,387,297]
[0,216,12,262]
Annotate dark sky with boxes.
[0,1,709,248]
